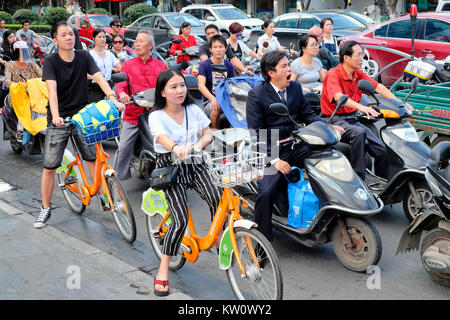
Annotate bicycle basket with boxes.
[206,150,266,188]
[71,100,120,144]
[77,118,120,144]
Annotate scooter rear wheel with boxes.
[331,217,382,273]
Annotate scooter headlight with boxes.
[299,134,326,145]
[391,126,420,142]
[314,154,355,182]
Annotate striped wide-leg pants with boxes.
[156,153,222,257]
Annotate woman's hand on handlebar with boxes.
[172,145,191,160]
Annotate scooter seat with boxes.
[333,141,351,158]
[138,111,153,146]
[430,141,450,164]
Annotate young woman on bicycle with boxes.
[88,28,122,103]
[148,69,221,296]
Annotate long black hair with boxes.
[2,30,15,60]
[153,69,195,110]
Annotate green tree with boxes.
[123,3,158,25]
[42,7,70,26]
[13,8,40,24]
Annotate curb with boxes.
[0,183,192,300]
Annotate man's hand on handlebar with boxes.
[274,159,291,175]
[360,105,379,118]
[331,125,345,135]
[52,116,65,127]
[405,102,414,112]
[119,92,131,104]
[112,100,125,112]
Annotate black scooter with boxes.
[344,78,431,222]
[233,95,385,273]
[1,95,45,155]
[396,141,450,287]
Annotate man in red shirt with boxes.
[114,31,168,180]
[321,40,412,180]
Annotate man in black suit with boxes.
[246,51,344,241]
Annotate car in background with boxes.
[124,12,207,45]
[342,13,450,86]
[249,10,368,51]
[68,14,126,44]
[180,4,263,41]
[437,0,450,12]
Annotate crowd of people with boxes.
[0,15,415,298]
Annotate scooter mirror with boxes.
[172,39,182,44]
[268,103,289,117]
[211,64,227,73]
[111,72,127,84]
[329,94,349,122]
[357,79,375,96]
[410,77,419,92]
[269,103,301,129]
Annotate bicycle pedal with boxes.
[64,176,77,185]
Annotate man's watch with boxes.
[107,93,117,100]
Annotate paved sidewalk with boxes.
[0,198,192,300]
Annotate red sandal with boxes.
[154,279,170,297]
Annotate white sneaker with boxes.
[33,207,51,229]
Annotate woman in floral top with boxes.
[4,41,42,142]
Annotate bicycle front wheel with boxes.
[106,175,136,243]
[57,170,86,215]
[226,227,283,300]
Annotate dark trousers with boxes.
[254,144,310,241]
[332,115,389,179]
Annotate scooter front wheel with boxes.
[403,182,434,222]
[331,217,382,273]
[420,228,450,287]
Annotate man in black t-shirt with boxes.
[199,24,250,75]
[34,21,124,229]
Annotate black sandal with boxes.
[154,279,169,297]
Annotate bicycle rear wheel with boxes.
[57,169,86,215]
[226,227,283,300]
[106,175,136,243]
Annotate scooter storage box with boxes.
[404,61,436,82]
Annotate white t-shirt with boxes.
[148,104,211,154]
[89,49,118,81]
[257,34,282,55]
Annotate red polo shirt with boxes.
[116,56,168,125]
[321,64,379,115]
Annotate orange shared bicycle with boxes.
[142,134,283,300]
[56,117,136,243]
